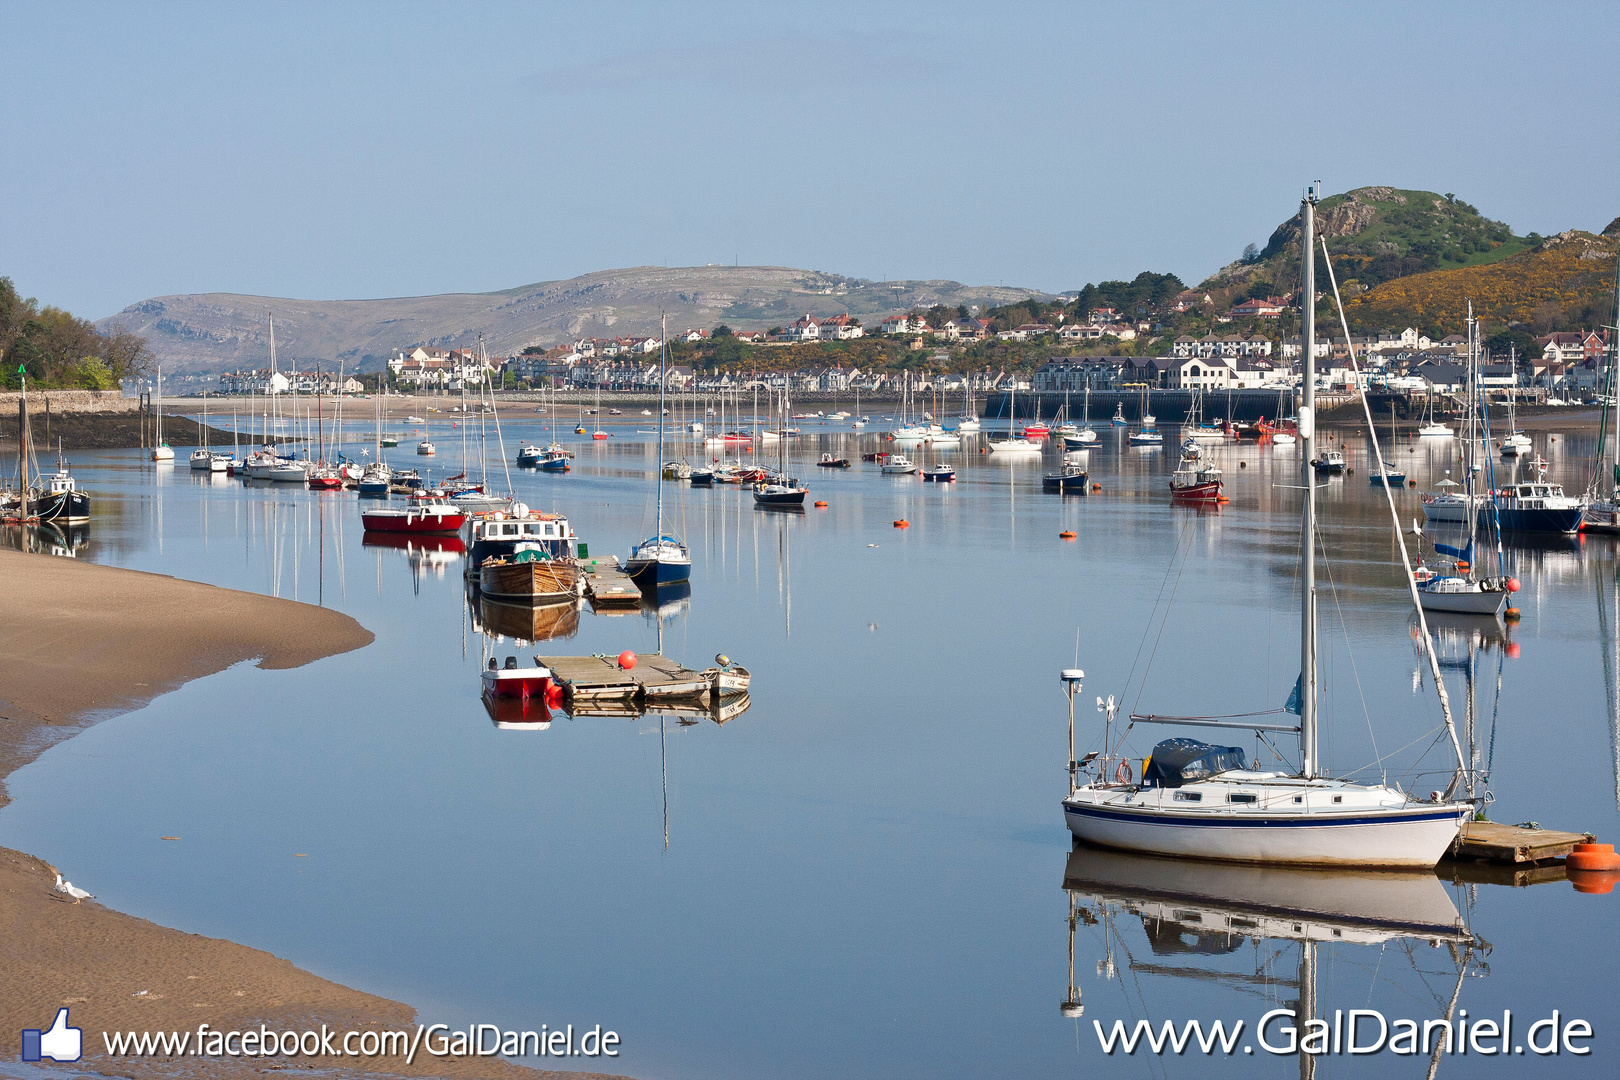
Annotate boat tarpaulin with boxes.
[1142,738,1247,788]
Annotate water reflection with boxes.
[2,521,89,558]
[1062,846,1484,1070]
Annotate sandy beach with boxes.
[0,551,629,1080]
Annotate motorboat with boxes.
[1489,462,1586,534]
[1310,449,1346,473]
[880,455,918,475]
[815,453,851,468]
[482,656,554,701]
[516,441,546,466]
[465,507,574,571]
[920,464,956,482]
[361,494,467,535]
[1063,429,1098,448]
[1042,462,1088,493]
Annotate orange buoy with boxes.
[1090,482,1101,491]
[1059,530,1076,540]
[1505,607,1521,621]
[814,500,828,508]
[1408,478,1417,486]
[1217,496,1230,503]
[618,650,637,670]
[893,519,909,528]
[1567,842,1620,872]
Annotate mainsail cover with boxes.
[1142,738,1247,789]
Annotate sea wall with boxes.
[0,390,140,415]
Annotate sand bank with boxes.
[0,551,628,1080]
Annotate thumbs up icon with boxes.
[21,1007,83,1062]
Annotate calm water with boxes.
[3,417,1617,1078]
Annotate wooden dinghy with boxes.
[479,545,580,602]
[700,656,751,695]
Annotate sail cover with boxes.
[1142,738,1247,788]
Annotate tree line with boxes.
[0,276,153,390]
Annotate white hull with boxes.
[988,440,1041,454]
[1418,425,1453,438]
[1064,797,1467,868]
[1417,579,1508,615]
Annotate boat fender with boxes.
[618,650,637,670]
[1506,577,1521,593]
[1114,760,1132,784]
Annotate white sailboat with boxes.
[1061,187,1474,868]
[988,382,1040,454]
[150,365,174,460]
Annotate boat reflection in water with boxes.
[475,592,582,643]
[2,521,89,558]
[482,694,552,731]
[362,530,464,593]
[1061,846,1483,1065]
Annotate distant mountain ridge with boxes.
[96,265,1048,374]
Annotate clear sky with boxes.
[3,0,1616,319]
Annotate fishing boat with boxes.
[479,542,581,601]
[627,317,692,590]
[465,508,574,571]
[361,493,467,535]
[539,446,572,472]
[1042,461,1088,493]
[1061,186,1474,868]
[28,458,91,525]
[1489,459,1586,534]
[815,453,850,468]
[1109,403,1128,427]
[516,441,546,466]
[1167,444,1222,502]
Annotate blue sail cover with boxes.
[1142,738,1247,788]
[1434,538,1473,562]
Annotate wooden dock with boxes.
[577,556,641,606]
[539,652,712,703]
[1450,821,1594,865]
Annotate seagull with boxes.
[54,874,94,903]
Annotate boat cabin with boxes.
[468,512,577,571]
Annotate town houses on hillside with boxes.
[217,369,363,394]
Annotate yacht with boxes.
[880,454,919,475]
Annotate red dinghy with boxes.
[361,494,467,535]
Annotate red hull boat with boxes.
[1169,480,1224,502]
[361,496,466,535]
[482,661,555,700]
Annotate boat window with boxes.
[1228,793,1258,804]
[1292,796,1303,804]
[1173,791,1202,802]
[1332,795,1343,804]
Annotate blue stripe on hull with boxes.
[1063,802,1463,829]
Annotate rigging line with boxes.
[1321,237,1471,796]
[1120,505,1196,707]
[1131,510,1200,714]
[1314,526,1379,769]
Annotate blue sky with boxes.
[3,0,1616,318]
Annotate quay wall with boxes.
[0,390,140,415]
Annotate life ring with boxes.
[1115,760,1133,784]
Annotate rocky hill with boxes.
[1341,221,1618,336]
[96,265,1047,374]
[1199,186,1537,308]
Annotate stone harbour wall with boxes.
[0,390,141,415]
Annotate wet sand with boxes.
[0,551,628,1080]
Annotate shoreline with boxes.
[0,551,629,1080]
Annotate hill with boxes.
[1341,223,1618,336]
[1200,186,1536,307]
[95,266,1048,376]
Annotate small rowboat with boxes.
[701,655,751,695]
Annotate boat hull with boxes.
[1169,480,1222,502]
[30,489,90,525]
[1062,799,1468,868]
[1487,505,1584,534]
[478,559,580,602]
[361,509,467,534]
[1417,585,1508,615]
[626,556,691,588]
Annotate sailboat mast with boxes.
[1300,186,1319,779]
[655,313,668,540]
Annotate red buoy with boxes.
[618,650,637,670]
[1506,577,1521,593]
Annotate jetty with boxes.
[577,555,641,606]
[1449,820,1594,866]
[539,652,712,703]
